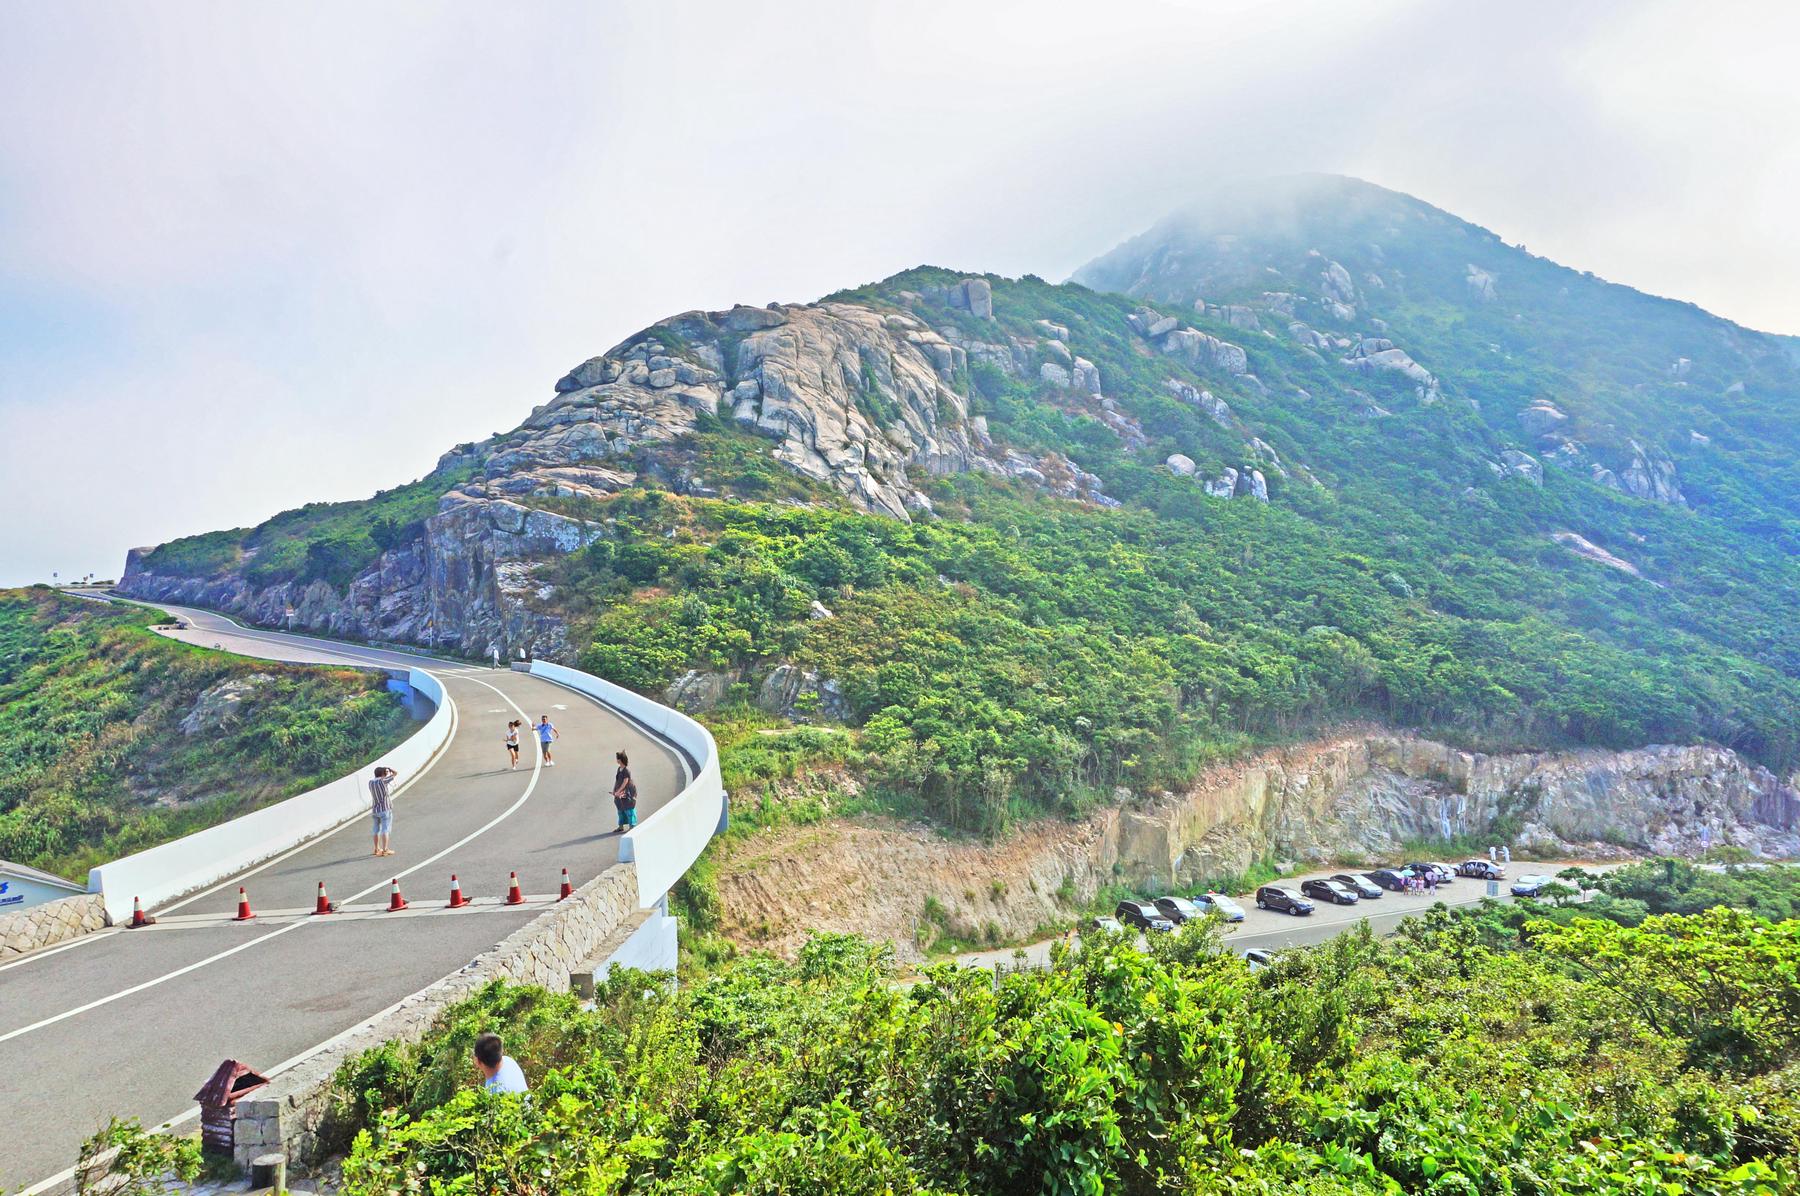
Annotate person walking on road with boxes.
[474,1032,528,1095]
[612,750,638,832]
[536,715,559,766]
[504,720,522,770]
[369,766,399,857]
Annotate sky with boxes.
[3,0,1797,586]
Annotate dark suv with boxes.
[1364,868,1409,892]
[1255,886,1315,916]
[1114,899,1176,933]
[1300,878,1359,905]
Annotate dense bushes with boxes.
[0,590,413,877]
[329,905,1800,1194]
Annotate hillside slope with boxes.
[0,589,413,878]
[120,188,1800,837]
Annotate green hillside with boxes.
[126,183,1800,836]
[0,589,413,878]
[310,872,1800,1195]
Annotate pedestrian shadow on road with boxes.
[546,833,614,851]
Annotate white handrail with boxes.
[527,660,726,908]
[85,668,453,923]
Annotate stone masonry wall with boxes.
[230,863,639,1172]
[0,892,109,959]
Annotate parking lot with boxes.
[953,857,1598,973]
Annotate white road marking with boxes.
[0,679,541,1047]
[0,926,120,974]
[152,686,462,916]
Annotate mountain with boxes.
[120,181,1800,838]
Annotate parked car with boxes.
[1364,868,1410,892]
[1332,873,1383,899]
[1255,886,1315,916]
[1114,899,1177,932]
[1405,861,1456,884]
[1089,915,1124,933]
[1457,859,1505,880]
[1154,896,1208,925]
[1197,892,1247,922]
[1244,948,1274,970]
[1510,875,1555,898]
[1300,877,1360,905]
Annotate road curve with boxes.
[0,600,682,1195]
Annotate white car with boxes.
[1196,892,1247,922]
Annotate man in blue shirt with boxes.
[535,715,559,766]
[474,1032,528,1094]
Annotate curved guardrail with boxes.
[528,659,727,908]
[85,668,453,923]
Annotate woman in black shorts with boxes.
[504,720,521,770]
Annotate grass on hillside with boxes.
[0,588,415,879]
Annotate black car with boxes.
[1405,862,1455,884]
[1154,896,1208,925]
[1114,899,1177,933]
[1300,878,1359,905]
[1456,859,1505,880]
[1255,886,1315,916]
[1364,868,1409,892]
[1332,873,1383,899]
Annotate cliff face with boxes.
[122,282,1123,656]
[717,731,1800,959]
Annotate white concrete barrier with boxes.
[86,668,453,923]
[528,660,726,908]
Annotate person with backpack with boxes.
[612,750,638,832]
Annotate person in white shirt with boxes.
[474,1032,528,1094]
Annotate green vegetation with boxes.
[0,589,413,878]
[139,465,472,589]
[122,196,1800,844]
[323,897,1800,1195]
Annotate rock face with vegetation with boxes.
[0,589,413,879]
[713,729,1800,957]
[121,176,1800,865]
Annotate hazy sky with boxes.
[4,0,1796,586]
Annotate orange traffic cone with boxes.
[447,874,469,909]
[128,896,155,928]
[558,868,573,900]
[505,871,525,906]
[312,881,335,915]
[233,887,255,921]
[386,879,408,912]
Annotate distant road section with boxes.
[0,600,683,1195]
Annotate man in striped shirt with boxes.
[369,766,400,857]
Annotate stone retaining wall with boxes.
[230,863,639,1171]
[0,892,109,959]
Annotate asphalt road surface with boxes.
[0,600,683,1195]
[953,861,1593,973]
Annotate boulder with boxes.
[1204,468,1239,499]
[1146,314,1178,339]
[1465,264,1498,302]
[1165,453,1197,477]
[1493,450,1543,486]
[1238,468,1270,502]
[1042,339,1072,364]
[666,670,732,714]
[1320,259,1355,304]
[1071,357,1102,395]
[960,278,993,319]
[1033,319,1070,342]
[1518,402,1568,436]
[756,665,851,722]
[1039,362,1071,388]
[1620,439,1684,505]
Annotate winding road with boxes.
[0,602,682,1195]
